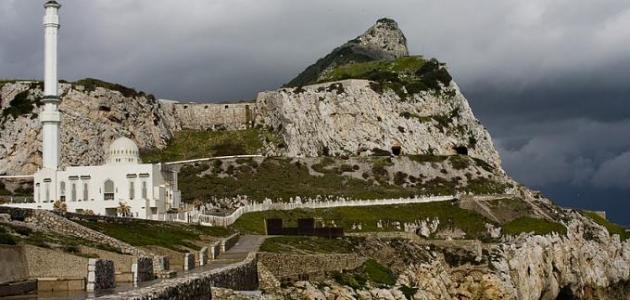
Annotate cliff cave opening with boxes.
[556,286,577,300]
[391,145,401,156]
[454,146,468,156]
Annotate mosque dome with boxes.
[106,137,141,165]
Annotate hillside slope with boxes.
[286,18,409,87]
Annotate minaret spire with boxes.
[41,0,61,170]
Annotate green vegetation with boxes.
[0,223,122,253]
[502,217,567,236]
[582,211,629,241]
[333,259,396,289]
[0,226,17,245]
[1,90,39,120]
[141,129,280,163]
[179,157,412,203]
[319,56,454,100]
[485,198,534,223]
[73,78,154,99]
[233,201,493,239]
[178,155,507,203]
[286,45,377,87]
[259,236,357,254]
[77,219,231,251]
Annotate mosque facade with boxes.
[5,1,181,219]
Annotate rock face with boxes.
[264,217,630,300]
[257,79,502,168]
[0,81,177,176]
[286,18,409,87]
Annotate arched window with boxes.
[83,183,89,201]
[104,180,115,200]
[45,182,50,203]
[35,183,40,203]
[129,181,135,200]
[59,181,66,202]
[141,181,148,199]
[71,183,77,202]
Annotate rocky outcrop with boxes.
[0,81,177,176]
[263,216,630,300]
[286,18,409,87]
[257,79,502,168]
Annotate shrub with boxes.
[503,217,567,236]
[0,227,17,245]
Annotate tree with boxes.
[192,199,204,211]
[53,200,67,213]
[117,202,131,217]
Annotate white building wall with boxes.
[17,163,180,220]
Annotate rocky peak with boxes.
[286,18,410,87]
[351,18,409,60]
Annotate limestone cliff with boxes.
[257,79,502,168]
[0,80,177,176]
[261,216,630,300]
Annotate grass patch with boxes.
[502,217,567,236]
[179,155,506,203]
[73,78,154,99]
[141,129,277,163]
[582,211,629,241]
[179,157,412,203]
[233,201,492,239]
[319,56,454,100]
[333,259,396,289]
[77,219,231,251]
[259,236,357,254]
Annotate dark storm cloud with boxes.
[1,1,629,222]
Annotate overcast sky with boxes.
[1,0,629,224]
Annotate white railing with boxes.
[158,195,456,227]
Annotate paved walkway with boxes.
[2,236,267,300]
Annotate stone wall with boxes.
[23,245,89,279]
[184,253,195,271]
[0,245,28,284]
[97,253,258,299]
[257,253,366,281]
[87,259,115,291]
[132,257,154,284]
[79,246,135,275]
[160,101,255,131]
[0,207,145,256]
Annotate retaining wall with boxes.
[0,245,28,285]
[23,245,89,279]
[257,253,365,282]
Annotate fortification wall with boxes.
[0,245,28,284]
[160,101,255,131]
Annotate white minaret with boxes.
[41,0,62,170]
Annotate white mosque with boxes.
[5,1,181,219]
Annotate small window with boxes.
[83,183,89,201]
[104,180,115,201]
[224,105,229,109]
[129,181,135,200]
[71,183,77,202]
[142,181,148,199]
